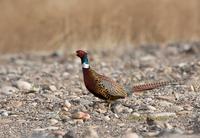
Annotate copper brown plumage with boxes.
[76,50,177,102]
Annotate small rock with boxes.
[176,110,191,115]
[64,100,72,108]
[49,85,57,91]
[73,119,84,124]
[45,126,59,130]
[146,105,157,111]
[132,112,140,117]
[112,104,123,113]
[123,131,139,138]
[183,105,193,111]
[10,100,23,108]
[71,111,90,120]
[178,62,190,72]
[66,64,74,71]
[164,122,173,130]
[168,105,183,112]
[149,112,176,120]
[128,113,141,121]
[15,80,32,90]
[59,110,70,121]
[62,107,69,112]
[49,119,59,125]
[0,86,16,95]
[174,128,184,134]
[83,127,99,138]
[63,72,70,78]
[112,103,131,113]
[64,130,77,138]
[114,114,119,118]
[104,116,110,121]
[144,131,160,137]
[74,88,82,94]
[118,123,125,127]
[32,102,37,107]
[124,107,133,113]
[156,96,176,102]
[0,110,9,116]
[30,131,48,138]
[159,101,173,107]
[51,130,66,137]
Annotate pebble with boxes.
[63,72,70,78]
[132,112,140,117]
[146,105,157,111]
[32,102,37,107]
[71,111,90,120]
[112,103,132,113]
[83,127,99,138]
[149,112,176,120]
[45,126,59,130]
[104,115,111,121]
[168,105,184,112]
[176,111,191,115]
[173,128,184,134]
[0,86,16,95]
[62,107,69,112]
[64,130,77,138]
[183,105,193,111]
[15,80,32,90]
[49,85,57,91]
[144,131,161,137]
[159,101,173,107]
[112,104,123,113]
[64,100,72,108]
[33,126,59,131]
[30,131,48,138]
[123,132,139,138]
[59,110,70,121]
[164,122,173,130]
[50,130,66,138]
[49,119,59,125]
[178,62,190,72]
[0,110,9,116]
[73,119,84,124]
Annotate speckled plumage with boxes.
[83,68,127,101]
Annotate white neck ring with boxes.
[82,63,90,68]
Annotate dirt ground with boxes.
[0,43,200,138]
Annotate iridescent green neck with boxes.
[81,55,90,68]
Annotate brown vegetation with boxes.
[0,0,200,53]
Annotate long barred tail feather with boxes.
[132,80,179,92]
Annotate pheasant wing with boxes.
[97,76,127,98]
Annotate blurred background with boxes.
[0,0,200,53]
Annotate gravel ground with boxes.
[0,43,200,138]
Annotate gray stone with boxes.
[49,85,57,91]
[0,86,16,95]
[63,130,77,138]
[83,128,99,138]
[15,80,32,90]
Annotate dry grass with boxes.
[0,0,200,53]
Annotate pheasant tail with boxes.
[132,80,178,92]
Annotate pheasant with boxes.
[76,50,177,104]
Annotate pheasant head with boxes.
[76,50,90,69]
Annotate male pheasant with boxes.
[76,50,177,103]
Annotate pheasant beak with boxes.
[76,51,79,57]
